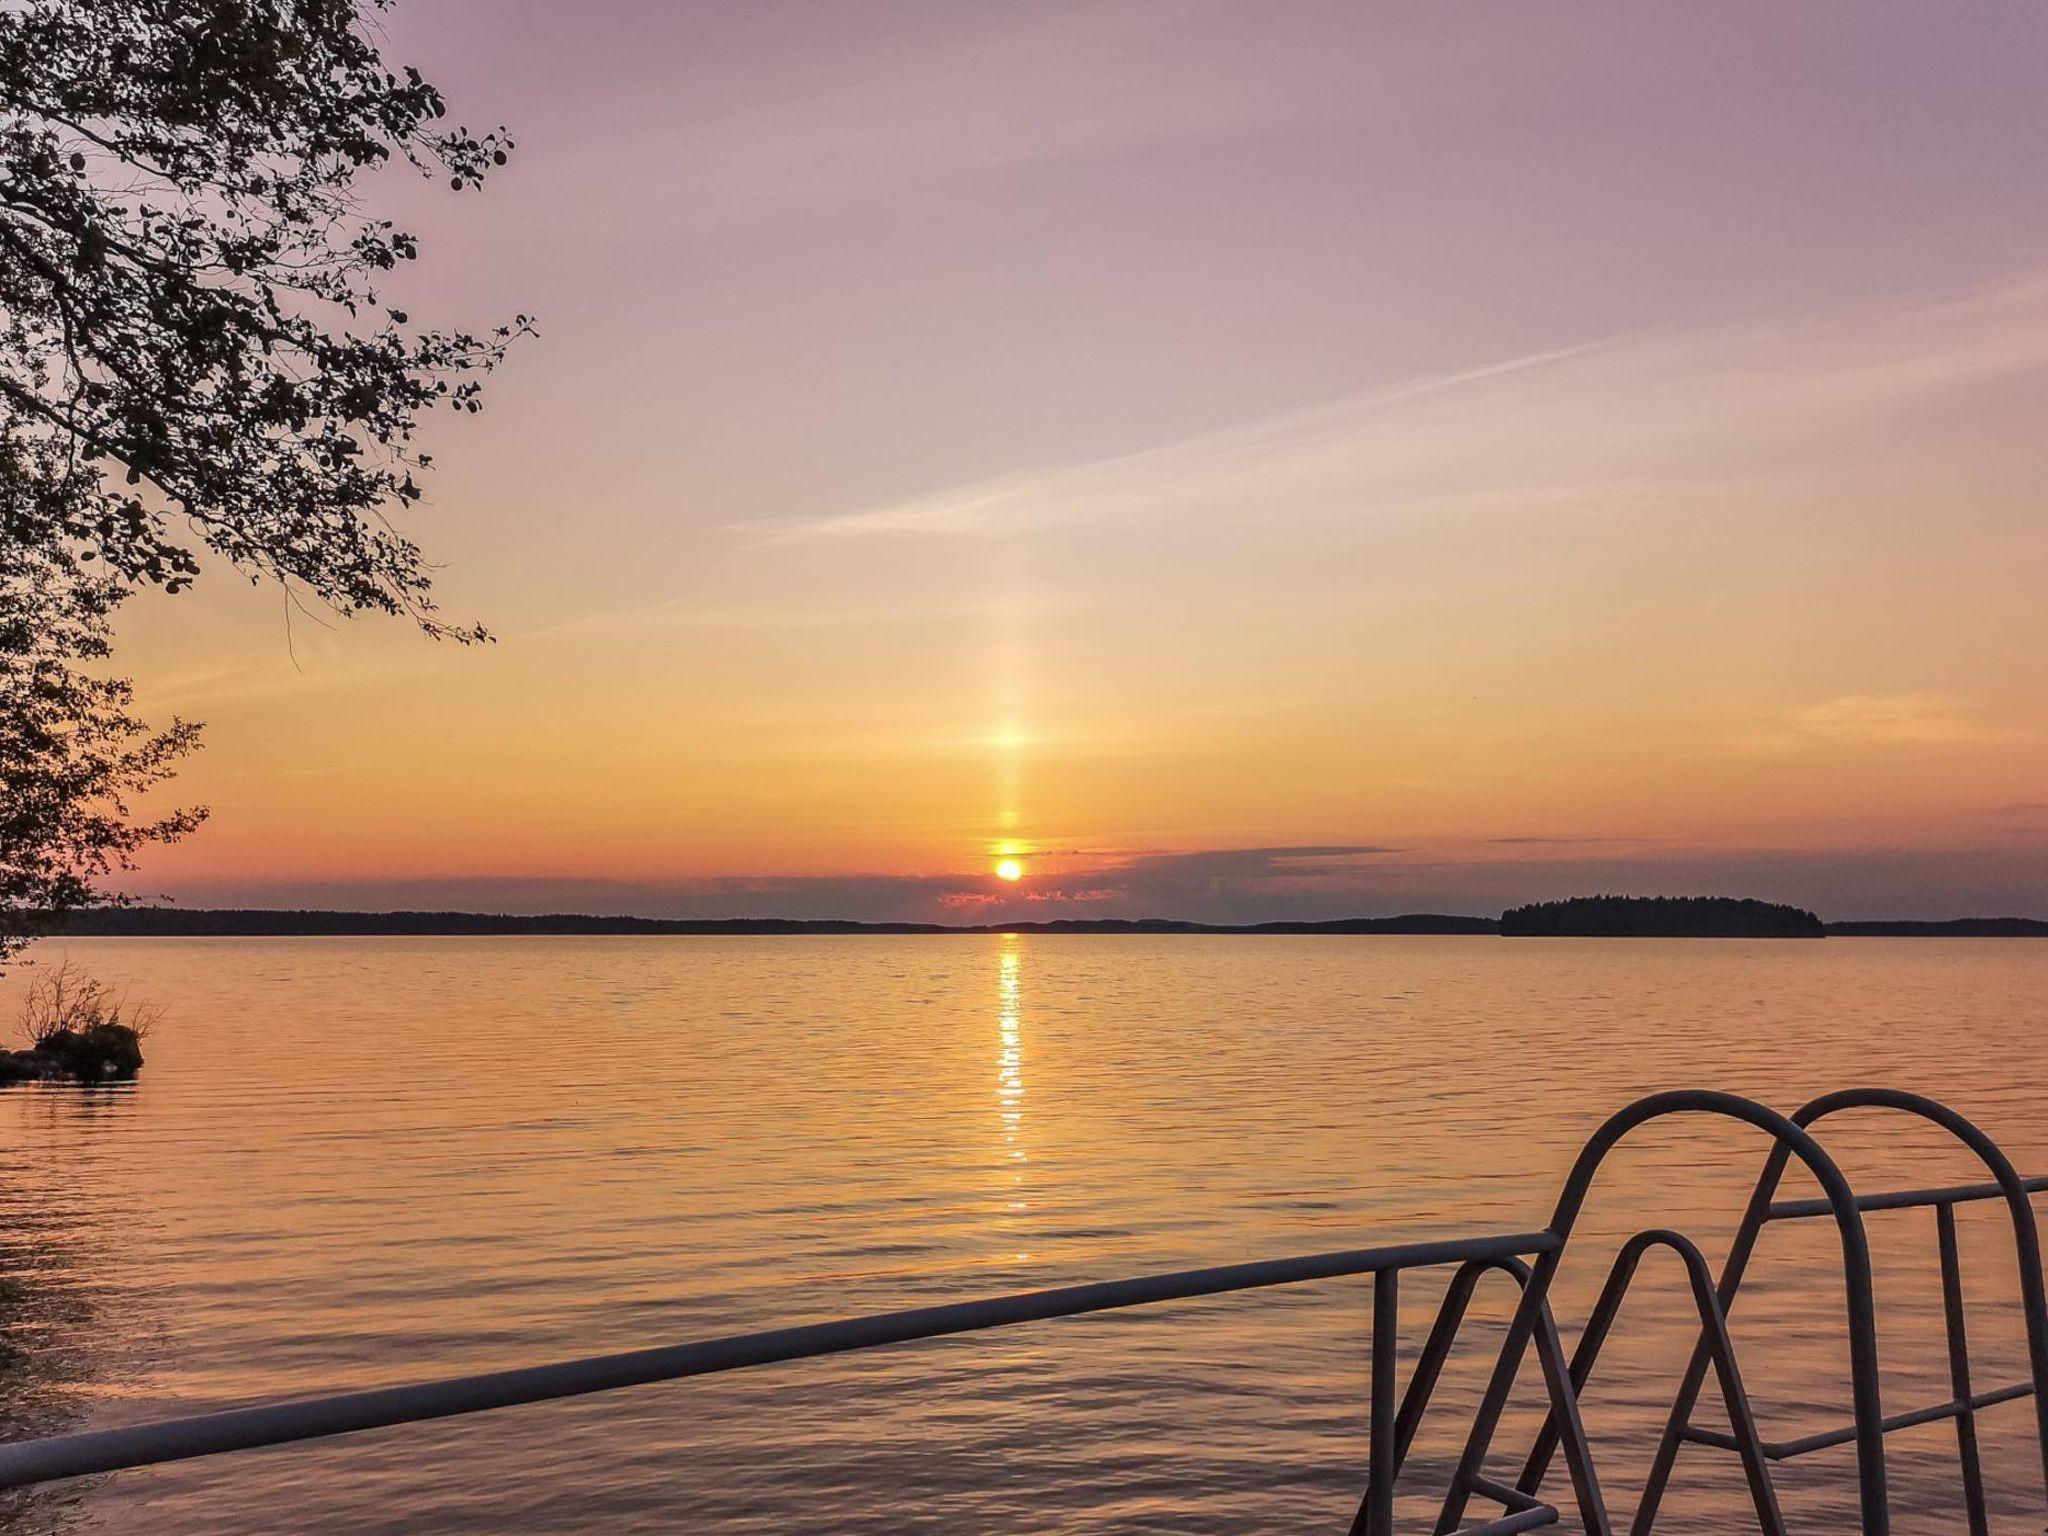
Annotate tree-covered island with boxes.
[1500,896,1825,938]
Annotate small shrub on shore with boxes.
[0,962,155,1085]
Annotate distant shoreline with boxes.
[33,908,2048,938]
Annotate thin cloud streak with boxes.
[744,338,1618,544]
[1730,694,2024,757]
[751,270,2048,549]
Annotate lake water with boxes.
[3,936,2047,1533]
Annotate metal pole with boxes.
[1356,1269,1400,1536]
[1937,1202,1990,1536]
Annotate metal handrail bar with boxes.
[0,1228,1557,1492]
[1768,1174,2048,1222]
[6,1087,2045,1535]
[1635,1088,2048,1536]
[1436,1089,1886,1536]
[1811,1089,2048,1532]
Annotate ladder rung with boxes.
[1465,1473,1560,1529]
[1459,1509,1560,1535]
[1678,1380,2034,1460]
[1767,1172,2048,1222]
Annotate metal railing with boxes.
[1,1087,2044,1534]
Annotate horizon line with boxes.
[32,905,2048,936]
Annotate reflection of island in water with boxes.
[1501,895,1825,938]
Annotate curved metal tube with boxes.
[1352,1255,1582,1536]
[1434,1089,1888,1536]
[1518,1228,1786,1536]
[1393,1256,1536,1471]
[1350,1256,1532,1535]
[1793,1088,2048,1505]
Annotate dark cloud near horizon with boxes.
[143,842,2047,925]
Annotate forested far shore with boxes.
[1826,918,2048,937]
[14,907,2046,938]
[34,909,1503,937]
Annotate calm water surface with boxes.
[3,936,2047,1533]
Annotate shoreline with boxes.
[31,909,2048,939]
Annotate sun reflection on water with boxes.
[996,936,1029,1228]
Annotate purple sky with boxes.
[114,2,2048,921]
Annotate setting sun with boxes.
[994,858,1025,882]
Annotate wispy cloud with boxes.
[1735,693,2020,756]
[1792,694,1996,744]
[590,7,1369,227]
[744,339,1617,544]
[749,269,2048,549]
[133,643,468,714]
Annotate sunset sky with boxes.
[114,2,2048,922]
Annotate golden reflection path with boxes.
[996,935,1030,1252]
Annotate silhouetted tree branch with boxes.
[2,0,527,962]
[1,517,202,960]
